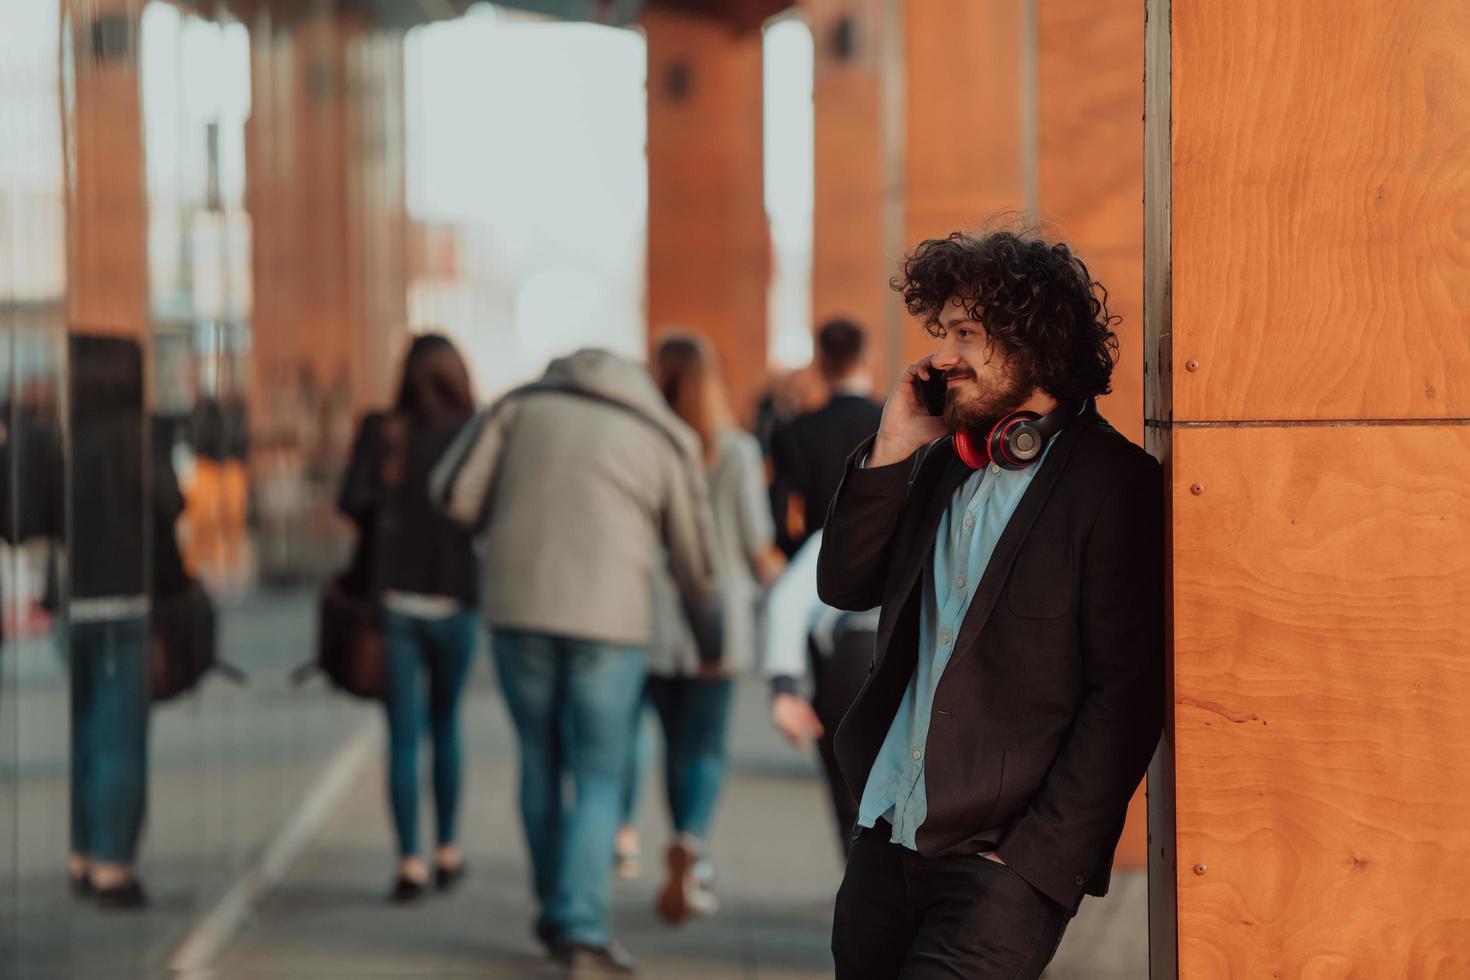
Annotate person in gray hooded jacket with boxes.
[431,348,720,975]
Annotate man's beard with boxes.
[943,359,1036,435]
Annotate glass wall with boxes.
[1,1,391,973]
[2,0,70,974]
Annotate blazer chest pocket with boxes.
[1005,548,1074,619]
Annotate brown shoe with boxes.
[656,842,697,925]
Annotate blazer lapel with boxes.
[950,409,1090,659]
[891,439,970,607]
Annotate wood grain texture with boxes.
[904,0,1024,228]
[1172,424,1470,979]
[645,9,769,421]
[1036,0,1144,252]
[1171,0,1470,422]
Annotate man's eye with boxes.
[956,328,973,340]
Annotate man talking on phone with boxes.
[818,227,1165,979]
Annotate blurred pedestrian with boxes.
[765,319,883,858]
[432,348,720,975]
[768,319,882,557]
[62,336,155,908]
[762,529,876,858]
[618,334,783,926]
[339,334,479,903]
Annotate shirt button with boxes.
[990,463,1001,475]
[913,750,922,761]
[964,516,975,530]
[939,632,951,646]
[954,577,966,590]
[1074,873,1086,887]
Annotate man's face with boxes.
[930,296,1036,433]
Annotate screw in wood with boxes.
[1194,864,1207,875]
[1191,484,1205,495]
[1186,359,1200,372]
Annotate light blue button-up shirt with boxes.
[856,445,1053,849]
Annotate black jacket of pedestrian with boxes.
[770,393,883,556]
[816,403,1165,910]
[339,412,477,606]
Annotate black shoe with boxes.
[94,879,148,909]
[534,919,562,951]
[552,938,637,976]
[434,863,467,892]
[69,874,94,899]
[390,875,426,903]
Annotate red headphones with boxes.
[953,402,1077,471]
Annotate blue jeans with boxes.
[383,609,478,857]
[70,617,150,864]
[492,630,646,946]
[643,675,735,841]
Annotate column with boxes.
[1146,0,1470,974]
[62,0,147,337]
[644,8,769,420]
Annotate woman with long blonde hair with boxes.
[617,332,783,924]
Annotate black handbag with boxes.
[302,415,406,701]
[149,579,244,702]
[314,576,387,700]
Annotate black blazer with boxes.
[816,404,1164,909]
[770,393,884,555]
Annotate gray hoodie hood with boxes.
[528,348,701,460]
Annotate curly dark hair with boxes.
[891,229,1120,402]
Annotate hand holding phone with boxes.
[869,358,950,468]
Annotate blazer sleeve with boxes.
[997,452,1166,908]
[815,436,919,611]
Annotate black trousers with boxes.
[832,825,1072,980]
[809,637,868,854]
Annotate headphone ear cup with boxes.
[989,412,1043,469]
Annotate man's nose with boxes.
[930,346,960,371]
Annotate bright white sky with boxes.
[405,5,815,396]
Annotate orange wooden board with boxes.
[1037,0,1144,252]
[903,0,1023,234]
[1171,424,1470,978]
[1170,0,1470,422]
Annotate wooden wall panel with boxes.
[1171,0,1470,423]
[1171,424,1470,978]
[645,10,768,420]
[1036,0,1143,253]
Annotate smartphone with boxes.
[912,372,948,417]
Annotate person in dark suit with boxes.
[769,319,884,557]
[767,319,884,854]
[818,229,1164,979]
